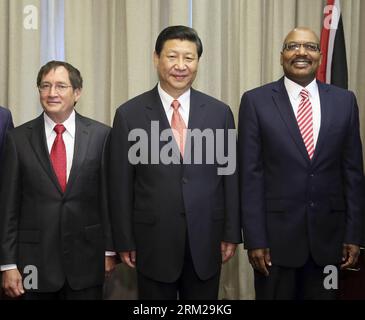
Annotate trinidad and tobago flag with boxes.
[316,0,348,89]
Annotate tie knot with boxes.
[54,124,66,135]
[171,100,181,111]
[300,89,309,99]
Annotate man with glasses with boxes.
[238,27,364,299]
[0,61,116,299]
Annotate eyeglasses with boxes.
[283,42,320,52]
[38,83,73,93]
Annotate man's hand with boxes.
[2,269,24,298]
[248,248,271,276]
[105,256,117,278]
[340,243,360,270]
[221,242,237,263]
[120,251,136,268]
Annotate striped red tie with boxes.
[297,89,314,159]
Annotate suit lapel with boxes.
[183,89,208,164]
[272,78,311,164]
[29,114,63,193]
[145,87,181,162]
[311,81,332,163]
[65,113,90,195]
[144,87,170,132]
[188,89,208,131]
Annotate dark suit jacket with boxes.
[0,113,113,292]
[0,106,14,162]
[109,86,241,283]
[238,78,364,268]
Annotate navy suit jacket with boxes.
[109,86,241,282]
[238,78,364,267]
[0,106,14,162]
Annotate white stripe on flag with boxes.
[326,0,341,83]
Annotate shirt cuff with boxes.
[105,251,116,256]
[1,264,17,271]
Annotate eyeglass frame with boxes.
[282,42,321,52]
[38,82,74,94]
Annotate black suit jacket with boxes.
[0,106,13,162]
[109,87,241,282]
[238,78,364,267]
[0,113,113,292]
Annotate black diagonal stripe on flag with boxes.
[331,15,348,89]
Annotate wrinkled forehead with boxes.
[284,29,320,45]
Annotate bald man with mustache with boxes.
[238,27,364,300]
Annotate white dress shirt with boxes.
[284,77,321,148]
[158,83,190,127]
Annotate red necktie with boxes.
[50,124,67,192]
[171,99,187,156]
[297,89,314,159]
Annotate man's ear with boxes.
[153,51,160,68]
[319,51,323,67]
[73,88,82,103]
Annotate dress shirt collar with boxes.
[284,77,318,101]
[44,110,76,139]
[158,82,191,115]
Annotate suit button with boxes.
[309,201,315,207]
[310,174,315,178]
[182,178,188,184]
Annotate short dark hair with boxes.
[155,25,203,59]
[37,60,83,90]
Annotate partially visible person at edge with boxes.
[0,106,13,161]
[0,106,14,300]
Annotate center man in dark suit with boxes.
[109,25,241,300]
[0,61,115,300]
[238,27,364,300]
